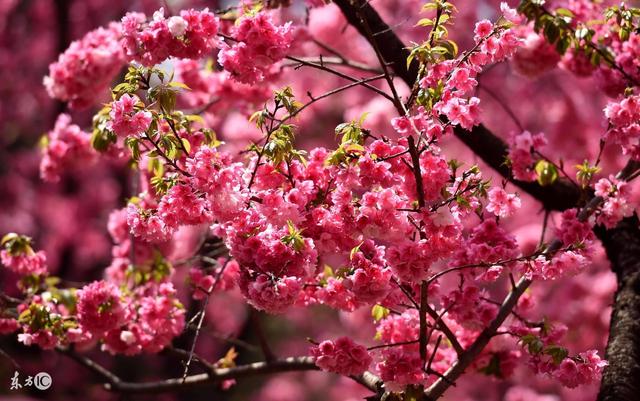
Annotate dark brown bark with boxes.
[333,0,581,212]
[595,215,640,401]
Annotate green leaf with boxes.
[543,21,560,43]
[479,353,503,378]
[535,160,559,186]
[416,18,434,27]
[186,114,205,125]
[168,81,191,90]
[555,8,574,18]
[520,334,544,354]
[90,129,116,152]
[181,137,192,154]
[371,305,390,321]
[1,233,20,246]
[421,2,439,11]
[350,241,364,260]
[543,345,569,365]
[281,220,305,251]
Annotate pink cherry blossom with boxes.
[486,187,521,218]
[311,337,372,376]
[108,94,152,137]
[76,280,126,334]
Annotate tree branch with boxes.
[60,347,382,396]
[105,357,319,393]
[595,214,640,401]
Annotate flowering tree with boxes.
[1,1,639,400]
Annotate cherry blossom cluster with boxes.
[604,94,640,160]
[44,23,126,109]
[514,0,640,101]
[40,6,294,118]
[512,322,607,388]
[373,309,461,391]
[1,234,47,276]
[594,175,634,228]
[511,31,560,78]
[39,114,96,183]
[507,130,548,182]
[486,187,522,218]
[218,12,293,84]
[518,209,593,281]
[0,198,187,354]
[418,13,520,130]
[107,94,153,137]
[310,337,372,376]
[189,259,239,300]
[121,8,220,66]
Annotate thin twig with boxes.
[181,260,230,381]
[251,310,276,362]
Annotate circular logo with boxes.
[34,372,52,390]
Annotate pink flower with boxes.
[522,250,589,280]
[158,184,213,227]
[189,268,215,300]
[604,95,640,160]
[240,274,302,314]
[342,242,392,303]
[594,177,615,197]
[44,24,126,108]
[478,265,504,282]
[435,95,481,130]
[1,250,47,276]
[0,318,19,334]
[122,8,219,66]
[552,350,607,388]
[40,114,95,182]
[511,33,560,78]
[449,67,478,93]
[76,281,126,335]
[218,13,292,84]
[168,16,188,37]
[593,176,633,227]
[452,219,519,266]
[486,187,521,218]
[108,94,152,137]
[311,337,372,376]
[107,208,129,244]
[556,209,594,246]
[126,203,174,243]
[507,131,547,181]
[500,3,522,23]
[599,196,634,228]
[391,116,412,135]
[442,286,498,329]
[474,20,493,41]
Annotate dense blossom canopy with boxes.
[1,0,639,401]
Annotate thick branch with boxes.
[105,357,319,393]
[61,348,381,395]
[333,0,419,87]
[595,214,640,401]
[333,0,581,211]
